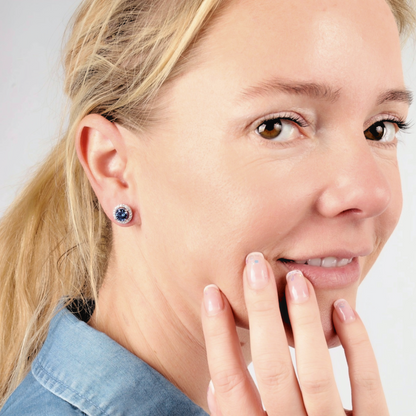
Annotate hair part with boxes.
[0,0,415,407]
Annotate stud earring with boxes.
[113,204,133,225]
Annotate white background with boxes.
[0,1,415,414]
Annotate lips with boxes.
[278,256,361,289]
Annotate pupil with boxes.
[266,121,275,131]
[365,122,385,141]
[258,119,282,139]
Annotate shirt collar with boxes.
[32,307,207,416]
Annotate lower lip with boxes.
[279,257,361,289]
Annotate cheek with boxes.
[139,141,307,295]
[181,162,306,258]
[174,164,312,319]
[361,163,402,278]
[386,167,403,230]
[378,163,402,242]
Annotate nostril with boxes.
[339,208,362,216]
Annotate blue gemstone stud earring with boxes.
[113,204,133,225]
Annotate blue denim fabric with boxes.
[1,307,208,415]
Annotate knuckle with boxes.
[300,370,333,396]
[256,359,293,389]
[348,334,371,350]
[351,370,381,392]
[249,297,278,315]
[294,310,321,328]
[213,367,248,395]
[205,322,234,344]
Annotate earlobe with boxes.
[75,114,139,226]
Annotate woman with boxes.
[0,0,415,414]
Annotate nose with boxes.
[315,138,394,219]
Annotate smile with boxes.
[280,257,353,268]
[278,256,361,289]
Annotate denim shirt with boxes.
[1,306,208,415]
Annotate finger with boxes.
[286,270,345,416]
[333,299,389,416]
[244,253,306,415]
[201,284,264,416]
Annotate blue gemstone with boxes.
[115,208,129,222]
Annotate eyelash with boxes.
[255,114,411,135]
[378,116,410,132]
[256,113,309,130]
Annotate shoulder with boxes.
[0,371,86,416]
[2,306,208,416]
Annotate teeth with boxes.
[321,257,337,268]
[307,258,322,267]
[336,258,351,267]
[304,257,353,267]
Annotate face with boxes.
[125,0,408,347]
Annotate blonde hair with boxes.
[0,0,415,407]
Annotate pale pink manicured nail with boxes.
[334,299,356,323]
[204,285,224,316]
[286,270,309,303]
[245,252,269,289]
[207,380,215,414]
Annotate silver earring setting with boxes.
[113,204,133,225]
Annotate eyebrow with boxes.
[239,78,340,103]
[377,89,413,106]
[238,77,413,106]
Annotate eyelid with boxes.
[252,111,310,131]
[365,113,408,130]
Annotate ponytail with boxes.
[0,135,111,404]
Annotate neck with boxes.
[89,249,221,411]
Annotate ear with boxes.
[75,114,139,226]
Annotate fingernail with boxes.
[286,270,309,303]
[245,252,269,289]
[207,381,217,415]
[204,285,224,316]
[334,299,356,323]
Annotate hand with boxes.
[201,252,389,415]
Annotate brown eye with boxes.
[257,119,283,139]
[256,118,300,142]
[364,121,396,142]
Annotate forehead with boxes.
[185,0,404,105]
